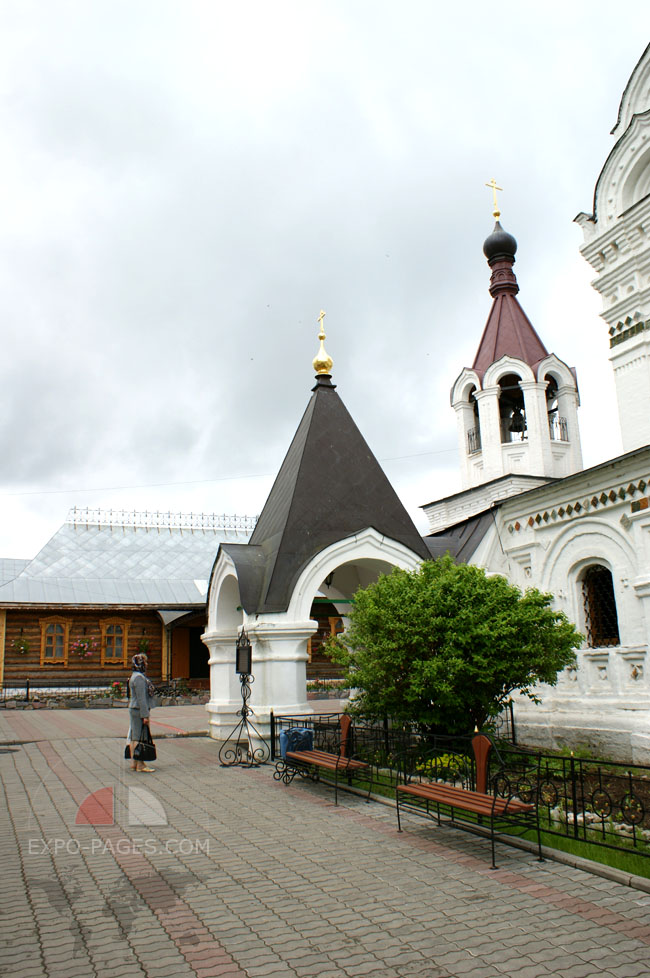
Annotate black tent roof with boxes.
[221,374,430,614]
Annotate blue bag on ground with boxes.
[280,727,314,758]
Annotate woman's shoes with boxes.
[138,766,156,773]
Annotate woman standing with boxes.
[129,653,155,773]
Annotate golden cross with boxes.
[485,178,503,219]
[317,309,326,338]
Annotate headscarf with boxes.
[132,654,156,697]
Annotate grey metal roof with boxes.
[425,511,494,563]
[0,559,30,584]
[0,517,253,607]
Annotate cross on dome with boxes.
[485,178,503,219]
[312,308,333,376]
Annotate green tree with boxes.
[327,555,581,733]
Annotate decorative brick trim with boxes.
[507,478,650,533]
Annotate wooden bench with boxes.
[273,714,371,804]
[396,733,542,868]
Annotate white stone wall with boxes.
[491,449,650,762]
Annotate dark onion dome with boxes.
[483,221,517,262]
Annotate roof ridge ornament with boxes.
[485,177,503,219]
[65,507,258,531]
[312,308,334,377]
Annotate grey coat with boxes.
[128,671,152,719]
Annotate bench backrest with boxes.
[471,733,492,794]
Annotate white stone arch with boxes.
[594,110,650,221]
[204,551,247,737]
[537,518,636,645]
[206,551,243,634]
[536,354,577,391]
[450,368,482,407]
[622,140,650,212]
[483,356,535,389]
[540,518,635,591]
[287,526,424,623]
[612,45,650,137]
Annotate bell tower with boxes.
[575,44,650,453]
[451,205,583,491]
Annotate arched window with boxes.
[582,565,620,648]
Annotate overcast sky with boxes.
[0,1,648,558]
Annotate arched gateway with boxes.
[203,316,432,743]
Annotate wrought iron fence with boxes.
[1,678,206,704]
[66,506,258,531]
[467,426,482,454]
[535,750,650,858]
[1,679,118,702]
[270,711,650,860]
[549,415,569,441]
[491,700,516,744]
[270,712,422,787]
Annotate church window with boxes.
[100,619,129,665]
[40,618,70,665]
[581,565,620,648]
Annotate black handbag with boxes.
[133,724,157,762]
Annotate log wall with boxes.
[2,609,164,683]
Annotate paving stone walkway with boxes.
[1,730,650,978]
[0,700,344,745]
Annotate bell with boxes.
[509,407,526,433]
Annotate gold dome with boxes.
[312,309,333,375]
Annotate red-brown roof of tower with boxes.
[472,222,548,379]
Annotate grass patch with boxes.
[536,828,650,877]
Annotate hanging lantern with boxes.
[235,629,252,675]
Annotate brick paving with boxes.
[0,701,344,745]
[0,704,212,744]
[1,722,650,977]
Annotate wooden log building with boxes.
[0,509,256,688]
[0,508,344,688]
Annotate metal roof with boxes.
[232,374,431,614]
[424,511,494,563]
[0,510,254,607]
[0,559,30,584]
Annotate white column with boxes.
[205,617,318,745]
[247,618,316,713]
[556,383,583,473]
[474,386,503,481]
[204,627,245,741]
[520,380,553,476]
[453,398,479,488]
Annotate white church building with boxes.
[204,44,650,763]
[423,43,650,762]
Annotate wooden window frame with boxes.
[40,617,70,667]
[100,618,130,667]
